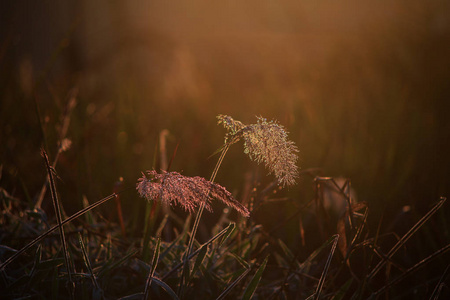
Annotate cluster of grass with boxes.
[1,113,449,299]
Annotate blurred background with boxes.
[1,0,449,232]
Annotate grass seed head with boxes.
[218,115,299,186]
[217,114,245,143]
[137,170,250,217]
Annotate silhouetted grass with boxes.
[1,112,449,299]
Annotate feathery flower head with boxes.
[137,170,250,217]
[217,115,299,187]
[217,114,245,143]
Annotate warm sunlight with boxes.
[1,1,449,298]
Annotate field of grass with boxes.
[1,110,449,299]
[1,1,450,299]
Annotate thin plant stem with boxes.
[313,234,339,300]
[215,268,251,300]
[429,263,450,300]
[179,142,232,296]
[77,232,99,289]
[0,193,117,271]
[144,237,161,300]
[368,197,446,280]
[371,243,450,298]
[162,223,234,280]
[187,142,231,253]
[42,149,74,299]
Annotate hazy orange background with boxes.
[1,0,449,220]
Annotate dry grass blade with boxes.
[311,234,339,300]
[330,178,354,229]
[144,237,161,300]
[0,193,117,271]
[371,243,450,298]
[343,206,369,266]
[270,237,305,299]
[77,232,99,290]
[368,197,447,280]
[216,268,251,300]
[162,222,236,280]
[429,263,450,300]
[41,149,74,298]
[217,115,299,187]
[337,203,368,260]
[178,144,234,297]
[137,170,249,217]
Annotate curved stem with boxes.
[186,143,230,255]
[210,141,232,183]
[179,142,232,296]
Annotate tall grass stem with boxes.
[184,142,231,256]
[42,149,74,299]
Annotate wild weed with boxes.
[217,115,299,186]
[137,170,249,217]
[1,113,449,299]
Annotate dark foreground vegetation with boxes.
[1,113,449,299]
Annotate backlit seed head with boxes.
[137,170,250,217]
[217,115,299,187]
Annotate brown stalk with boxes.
[41,149,74,299]
[312,234,339,300]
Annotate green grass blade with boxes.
[82,195,96,224]
[219,222,236,247]
[191,244,208,278]
[277,238,301,269]
[229,252,250,269]
[242,255,269,300]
